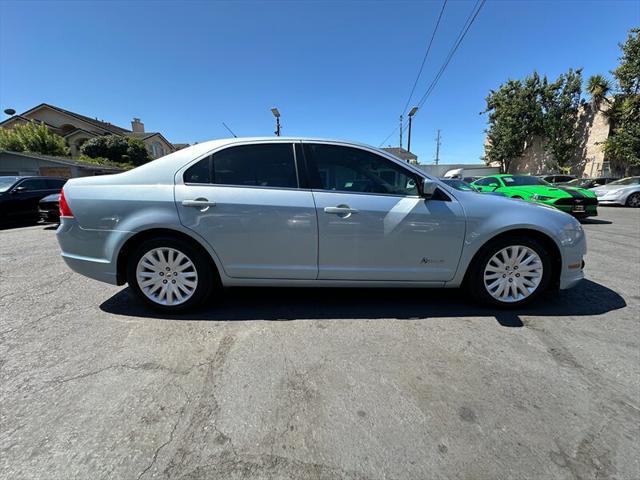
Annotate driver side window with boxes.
[304,144,419,196]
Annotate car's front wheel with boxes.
[469,236,552,307]
[625,192,640,208]
[126,237,214,312]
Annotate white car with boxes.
[591,177,640,207]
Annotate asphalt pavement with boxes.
[1,207,638,480]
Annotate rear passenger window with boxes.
[183,144,298,188]
[213,144,297,188]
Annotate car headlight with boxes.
[559,220,585,246]
[532,194,553,201]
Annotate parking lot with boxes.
[0,207,638,479]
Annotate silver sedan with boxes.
[56,138,586,312]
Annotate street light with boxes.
[407,106,418,154]
[4,108,16,116]
[270,107,281,136]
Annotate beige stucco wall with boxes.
[143,135,175,159]
[488,104,611,177]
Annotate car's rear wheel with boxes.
[469,236,552,308]
[127,237,214,312]
[625,192,640,208]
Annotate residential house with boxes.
[0,103,176,160]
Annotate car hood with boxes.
[40,193,61,202]
[590,183,635,192]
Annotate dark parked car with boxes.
[558,177,619,189]
[539,174,576,184]
[0,176,66,224]
[39,193,61,223]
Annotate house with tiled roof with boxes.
[0,103,177,159]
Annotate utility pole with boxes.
[434,129,441,165]
[399,115,403,149]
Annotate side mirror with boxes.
[422,179,438,199]
[12,186,27,194]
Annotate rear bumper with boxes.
[61,252,118,285]
[56,217,123,285]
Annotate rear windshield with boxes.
[502,176,548,186]
[0,176,19,192]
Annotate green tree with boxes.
[483,73,543,173]
[586,74,611,110]
[0,121,69,156]
[81,135,150,166]
[603,28,640,175]
[125,137,150,166]
[540,68,583,172]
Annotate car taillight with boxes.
[59,188,74,218]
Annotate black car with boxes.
[0,176,67,224]
[39,193,61,223]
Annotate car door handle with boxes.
[324,206,359,215]
[182,199,216,208]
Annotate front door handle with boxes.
[182,198,216,210]
[324,205,359,217]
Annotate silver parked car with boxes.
[57,138,586,312]
[590,177,640,207]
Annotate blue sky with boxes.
[0,1,637,164]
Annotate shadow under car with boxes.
[99,279,625,328]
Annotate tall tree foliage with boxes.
[483,74,543,173]
[0,121,69,156]
[603,28,640,175]
[483,70,583,172]
[81,135,150,166]
[540,69,583,172]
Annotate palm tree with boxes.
[587,75,611,111]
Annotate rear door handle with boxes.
[182,198,216,208]
[324,206,359,215]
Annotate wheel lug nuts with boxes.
[171,280,176,284]
[163,279,168,284]
[159,272,164,276]
[173,272,177,276]
[166,267,170,271]
[502,274,506,278]
[509,278,513,283]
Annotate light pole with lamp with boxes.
[407,106,418,155]
[270,107,281,136]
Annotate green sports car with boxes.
[471,174,598,217]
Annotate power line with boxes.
[379,0,486,146]
[401,0,448,116]
[414,0,486,112]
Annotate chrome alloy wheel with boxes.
[136,247,198,306]
[483,245,543,303]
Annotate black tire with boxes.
[126,236,215,313]
[467,235,553,308]
[625,192,640,208]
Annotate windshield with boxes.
[441,179,478,192]
[563,179,583,186]
[0,176,19,193]
[608,177,640,186]
[502,176,549,186]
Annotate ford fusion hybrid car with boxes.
[56,138,586,312]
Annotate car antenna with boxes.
[222,122,238,138]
